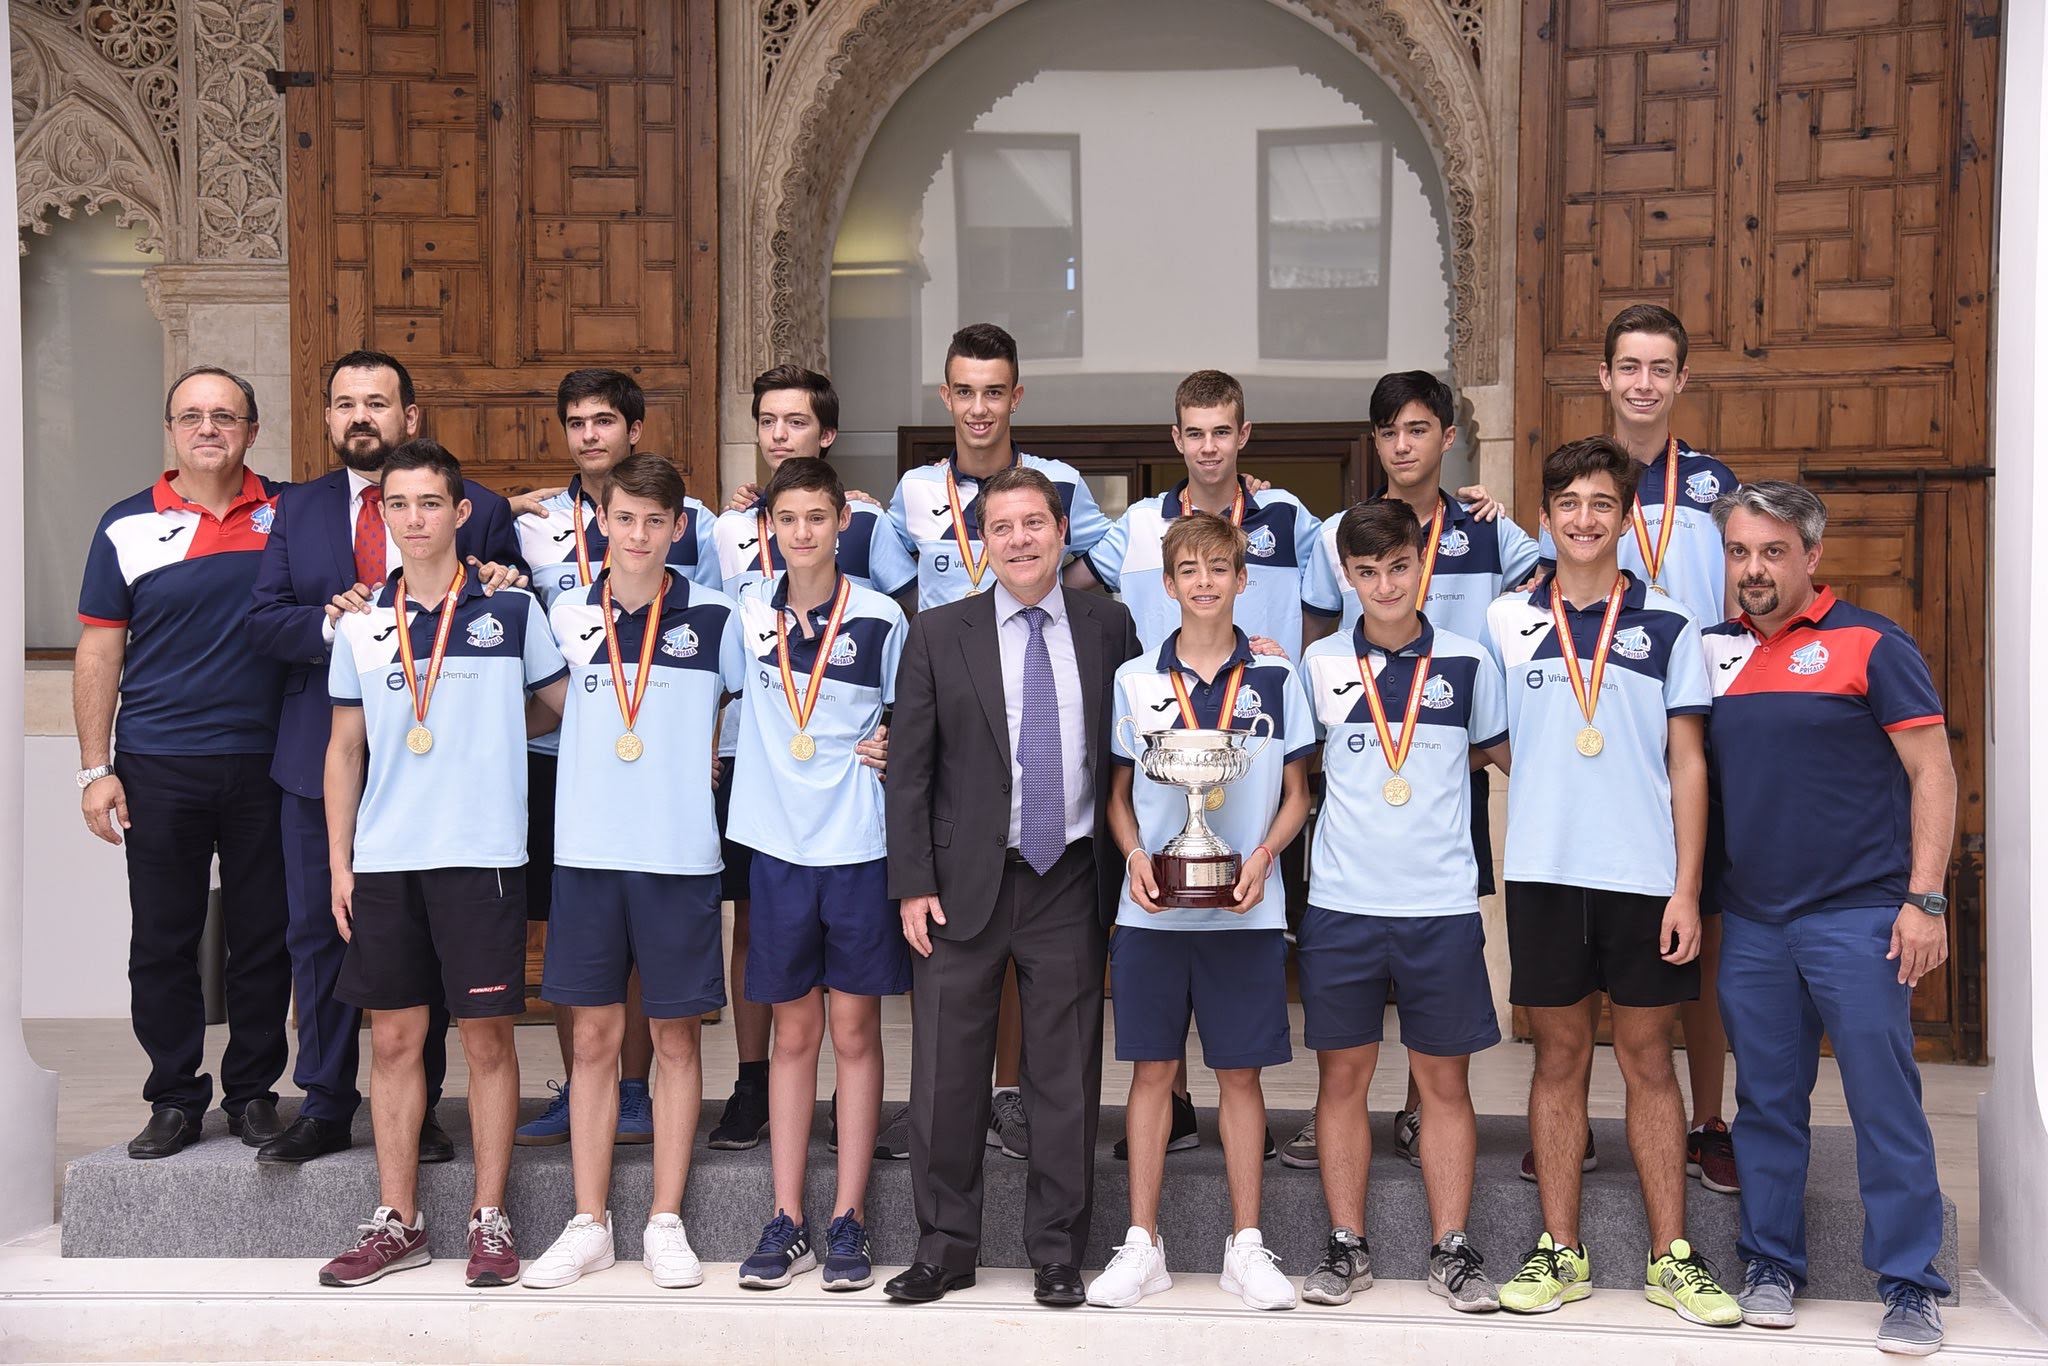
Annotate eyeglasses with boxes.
[170,410,251,431]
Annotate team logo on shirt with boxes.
[1437,528,1470,557]
[466,613,505,649]
[1686,471,1722,503]
[250,504,275,534]
[1611,626,1652,661]
[829,635,859,668]
[1789,641,1830,676]
[661,624,699,659]
[1234,687,1263,720]
[1421,675,1455,709]
[1245,526,1277,559]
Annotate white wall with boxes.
[1980,0,2048,1328]
[19,729,135,1019]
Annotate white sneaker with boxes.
[1086,1226,1172,1307]
[642,1213,703,1289]
[1220,1228,1296,1310]
[520,1212,615,1289]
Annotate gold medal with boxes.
[601,571,670,764]
[789,732,817,761]
[1382,775,1412,806]
[1204,786,1226,812]
[392,567,465,759]
[776,577,852,765]
[1576,726,1605,757]
[615,732,644,762]
[1356,635,1433,806]
[1550,577,1627,761]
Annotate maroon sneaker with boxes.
[466,1206,519,1287]
[318,1206,429,1286]
[1687,1118,1740,1194]
[1518,1132,1600,1183]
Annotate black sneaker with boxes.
[708,1081,769,1151]
[1113,1091,1201,1161]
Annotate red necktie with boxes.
[353,487,386,589]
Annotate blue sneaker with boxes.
[821,1209,873,1291]
[515,1080,571,1147]
[616,1079,653,1145]
[737,1211,815,1289]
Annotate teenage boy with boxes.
[317,440,569,1289]
[512,368,721,1151]
[707,365,916,1155]
[1295,500,1509,1312]
[888,321,1109,1159]
[729,457,910,1293]
[1482,436,1738,1327]
[520,454,747,1290]
[1289,370,1538,1172]
[1536,306,1744,1192]
[1086,513,1312,1312]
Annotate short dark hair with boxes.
[1369,370,1454,431]
[1174,370,1245,426]
[164,366,258,425]
[945,322,1019,385]
[379,437,464,503]
[1541,434,1640,512]
[1335,499,1428,563]
[601,452,686,514]
[977,464,1063,522]
[327,349,415,408]
[556,368,645,428]
[1603,303,1689,370]
[751,364,839,433]
[763,455,845,515]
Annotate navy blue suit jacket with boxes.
[247,468,521,798]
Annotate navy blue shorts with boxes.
[1109,926,1291,1071]
[542,867,725,1018]
[744,853,909,1004]
[1295,907,1501,1056]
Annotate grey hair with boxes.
[1711,479,1827,551]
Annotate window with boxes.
[1259,128,1393,360]
[955,133,1082,359]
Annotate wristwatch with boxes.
[1903,891,1948,916]
[75,764,115,788]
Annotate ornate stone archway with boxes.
[720,0,1518,480]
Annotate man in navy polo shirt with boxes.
[1296,500,1509,1313]
[1703,482,1952,1355]
[318,440,567,1291]
[1085,513,1312,1312]
[522,454,747,1292]
[1483,435,1738,1327]
[76,365,291,1159]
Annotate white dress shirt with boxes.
[992,580,1092,850]
[322,469,403,645]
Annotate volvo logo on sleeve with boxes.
[662,623,699,659]
[934,554,952,573]
[1347,733,1367,752]
[386,670,406,691]
[1245,525,1278,558]
[465,613,505,649]
[1789,641,1830,675]
[1421,675,1455,709]
[1526,669,1546,690]
[583,673,600,692]
[1233,686,1263,719]
[1612,626,1652,661]
[250,504,276,534]
[828,635,859,668]
[1437,528,1470,557]
[1686,470,1723,503]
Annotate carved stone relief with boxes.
[189,0,284,260]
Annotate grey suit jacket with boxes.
[886,584,1143,939]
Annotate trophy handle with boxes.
[1241,710,1276,761]
[1116,714,1141,763]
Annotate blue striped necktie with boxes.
[1017,605,1064,874]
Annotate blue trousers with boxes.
[281,792,447,1123]
[1718,905,1949,1298]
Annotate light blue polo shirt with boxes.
[1484,571,1711,896]
[888,450,1110,610]
[728,574,906,866]
[1110,630,1316,932]
[549,570,746,876]
[1303,616,1506,917]
[1086,478,1322,657]
[330,578,567,873]
[1304,491,1540,642]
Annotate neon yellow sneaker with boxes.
[1646,1239,1743,1326]
[1499,1232,1591,1314]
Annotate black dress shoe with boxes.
[418,1109,455,1164]
[256,1115,352,1164]
[884,1261,977,1302]
[128,1109,200,1159]
[1033,1262,1086,1307]
[228,1098,286,1147]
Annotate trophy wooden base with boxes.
[1154,850,1242,909]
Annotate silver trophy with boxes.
[1116,713,1274,907]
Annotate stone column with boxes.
[0,32,64,1243]
[143,265,293,483]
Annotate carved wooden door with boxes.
[1515,0,1998,1059]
